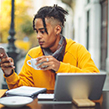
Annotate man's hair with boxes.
[33,4,68,31]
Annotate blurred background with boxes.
[0,0,109,89]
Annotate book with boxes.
[6,86,47,98]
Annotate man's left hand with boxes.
[36,56,60,72]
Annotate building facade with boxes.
[74,0,108,73]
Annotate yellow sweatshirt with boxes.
[5,39,99,90]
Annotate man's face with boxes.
[35,18,59,51]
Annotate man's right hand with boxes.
[0,53,15,76]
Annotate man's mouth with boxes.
[38,41,44,45]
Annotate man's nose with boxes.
[37,33,41,39]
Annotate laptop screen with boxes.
[54,73,106,101]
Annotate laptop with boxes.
[38,73,106,103]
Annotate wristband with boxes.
[5,69,14,77]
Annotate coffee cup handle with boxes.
[27,60,32,67]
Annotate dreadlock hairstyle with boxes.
[33,4,68,34]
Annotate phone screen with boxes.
[0,47,14,68]
[0,47,8,58]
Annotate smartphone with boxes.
[0,46,14,68]
[0,47,8,58]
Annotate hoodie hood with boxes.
[65,38,76,53]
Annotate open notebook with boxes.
[38,73,106,104]
[6,86,46,98]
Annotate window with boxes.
[86,10,90,50]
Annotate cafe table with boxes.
[0,90,109,109]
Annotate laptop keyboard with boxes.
[37,93,72,104]
[37,94,54,100]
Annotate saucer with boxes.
[0,96,33,108]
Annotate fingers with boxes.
[0,57,15,69]
[36,56,51,66]
[0,53,4,59]
[2,65,15,72]
[36,56,50,64]
[36,56,60,71]
[36,56,49,69]
[39,61,50,69]
[0,54,15,75]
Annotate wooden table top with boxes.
[0,90,109,109]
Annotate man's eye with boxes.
[41,31,45,34]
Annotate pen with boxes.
[28,54,33,59]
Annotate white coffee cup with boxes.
[27,58,42,70]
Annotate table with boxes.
[0,90,109,109]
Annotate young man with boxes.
[0,5,99,90]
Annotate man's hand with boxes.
[0,53,15,76]
[36,56,60,72]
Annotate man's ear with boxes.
[55,25,62,35]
